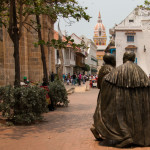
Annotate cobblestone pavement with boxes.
[0,89,150,150]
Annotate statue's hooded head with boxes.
[123,51,135,63]
[103,53,116,67]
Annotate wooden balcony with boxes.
[76,53,85,67]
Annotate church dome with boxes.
[94,12,106,31]
[95,23,105,31]
[93,11,107,46]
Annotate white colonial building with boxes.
[80,35,97,75]
[71,33,87,74]
[54,31,76,75]
[113,7,150,75]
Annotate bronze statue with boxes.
[91,53,116,141]
[97,53,116,89]
[92,51,150,148]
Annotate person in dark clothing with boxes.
[41,78,54,111]
[48,95,55,111]
[51,72,55,82]
[78,73,81,86]
[72,73,76,85]
[42,77,48,86]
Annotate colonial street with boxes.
[0,89,149,150]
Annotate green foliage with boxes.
[43,0,91,22]
[139,1,150,9]
[145,0,150,8]
[0,86,48,125]
[0,0,91,86]
[82,64,90,71]
[0,0,91,34]
[48,80,69,107]
[91,68,98,73]
[46,35,85,50]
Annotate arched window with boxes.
[99,31,101,36]
[99,28,101,36]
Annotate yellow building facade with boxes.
[93,12,107,69]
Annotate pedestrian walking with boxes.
[72,73,76,85]
[63,74,66,82]
[83,75,85,84]
[78,73,81,86]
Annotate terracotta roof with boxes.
[54,30,72,48]
[75,47,81,52]
[54,31,86,55]
[54,30,59,40]
[54,30,66,41]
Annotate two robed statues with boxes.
[91,52,150,148]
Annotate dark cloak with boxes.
[95,61,150,146]
[93,64,114,137]
[97,64,115,89]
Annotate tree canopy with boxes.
[144,0,150,8]
[0,0,91,29]
[0,0,91,85]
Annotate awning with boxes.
[125,45,137,50]
[125,31,136,35]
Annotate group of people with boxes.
[91,51,150,148]
[63,73,93,86]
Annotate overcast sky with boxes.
[55,0,144,42]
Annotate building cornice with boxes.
[93,37,107,39]
[115,29,142,32]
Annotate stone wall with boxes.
[0,15,55,86]
[0,40,5,85]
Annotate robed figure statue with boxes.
[91,53,116,140]
[92,51,150,148]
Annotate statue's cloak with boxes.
[94,61,150,146]
[97,64,114,89]
[94,64,114,119]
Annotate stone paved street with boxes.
[0,89,150,150]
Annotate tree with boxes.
[139,0,150,9]
[83,64,90,72]
[0,0,39,86]
[144,0,150,8]
[0,0,28,86]
[33,1,49,84]
[33,0,91,80]
[0,0,90,85]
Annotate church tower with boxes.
[93,12,107,69]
